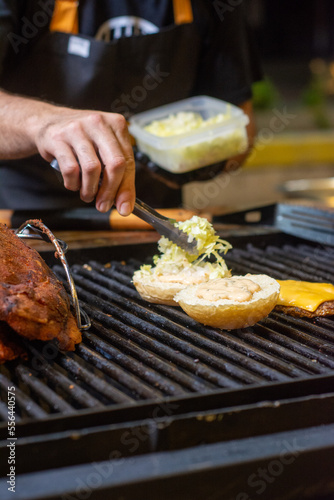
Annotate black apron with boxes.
[0,1,202,209]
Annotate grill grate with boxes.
[1,241,334,423]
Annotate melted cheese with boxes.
[277,280,334,311]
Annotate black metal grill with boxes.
[1,240,334,422]
[1,236,334,500]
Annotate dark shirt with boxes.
[0,0,262,209]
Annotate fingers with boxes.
[75,141,102,203]
[57,117,102,202]
[111,115,136,215]
[91,114,136,214]
[97,150,136,214]
[55,145,81,192]
[37,110,136,213]
[114,162,136,216]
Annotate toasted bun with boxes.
[174,274,280,329]
[132,273,185,306]
[132,266,231,306]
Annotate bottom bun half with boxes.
[132,276,183,306]
[174,274,280,330]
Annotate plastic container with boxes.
[128,96,249,174]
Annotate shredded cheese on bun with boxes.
[133,216,232,305]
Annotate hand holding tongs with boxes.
[50,159,198,255]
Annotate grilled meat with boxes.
[0,223,82,354]
[275,301,334,318]
[0,322,27,364]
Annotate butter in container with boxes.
[128,96,249,174]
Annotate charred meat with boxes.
[0,223,82,357]
[0,322,27,364]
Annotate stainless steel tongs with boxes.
[50,159,199,255]
[133,198,198,254]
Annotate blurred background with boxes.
[184,0,334,212]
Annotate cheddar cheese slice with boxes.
[277,280,334,312]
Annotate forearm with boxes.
[0,88,136,214]
[0,89,56,159]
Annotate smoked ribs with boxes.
[0,223,82,362]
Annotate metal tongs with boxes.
[132,199,198,254]
[50,159,199,255]
[15,219,91,331]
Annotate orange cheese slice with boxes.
[277,280,334,312]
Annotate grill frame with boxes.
[1,230,334,499]
[1,378,334,499]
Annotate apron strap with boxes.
[50,0,79,34]
[50,0,193,34]
[173,0,194,25]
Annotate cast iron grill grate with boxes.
[1,241,334,423]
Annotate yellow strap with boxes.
[173,0,194,25]
[50,0,79,34]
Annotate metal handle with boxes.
[15,220,91,331]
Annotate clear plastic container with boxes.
[128,96,249,173]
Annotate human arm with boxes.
[0,89,135,214]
